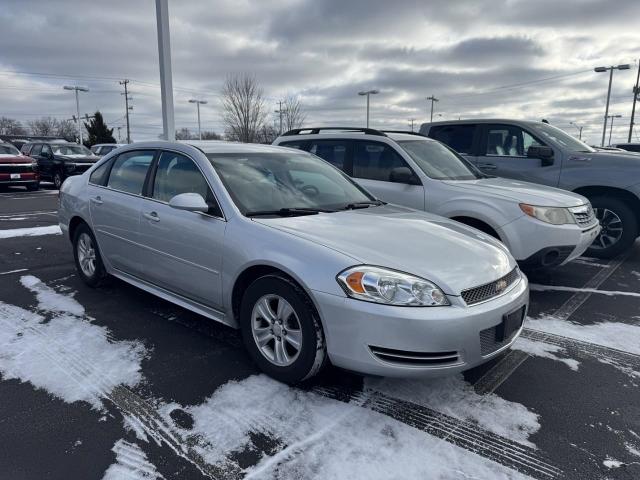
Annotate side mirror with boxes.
[168,192,209,212]
[527,145,554,166]
[389,166,421,185]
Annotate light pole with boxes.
[426,95,439,122]
[607,114,622,145]
[358,90,379,128]
[63,85,89,144]
[156,0,175,141]
[569,121,584,140]
[594,64,630,146]
[188,99,207,139]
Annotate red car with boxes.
[0,142,39,190]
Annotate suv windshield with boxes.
[51,144,92,156]
[206,152,375,215]
[532,123,594,153]
[0,144,20,155]
[398,140,483,180]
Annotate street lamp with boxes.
[569,121,584,140]
[188,99,207,140]
[63,85,89,144]
[594,64,630,146]
[358,89,379,128]
[607,114,622,146]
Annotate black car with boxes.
[613,143,640,153]
[22,142,99,189]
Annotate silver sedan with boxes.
[58,141,529,383]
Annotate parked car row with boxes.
[0,141,39,190]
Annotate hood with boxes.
[569,150,640,163]
[253,205,515,295]
[57,155,99,163]
[442,176,586,207]
[0,154,33,164]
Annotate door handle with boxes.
[90,196,103,205]
[143,211,160,222]
[478,163,497,170]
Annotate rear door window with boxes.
[429,125,476,155]
[106,150,155,195]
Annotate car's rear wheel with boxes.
[53,170,65,189]
[73,224,107,287]
[586,196,638,258]
[240,275,326,383]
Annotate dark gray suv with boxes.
[420,119,640,258]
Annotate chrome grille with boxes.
[570,204,598,228]
[369,345,460,367]
[461,268,520,306]
[0,163,33,172]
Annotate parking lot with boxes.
[1,186,639,480]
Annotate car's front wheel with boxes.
[586,196,639,258]
[73,224,107,287]
[53,170,65,189]
[240,275,327,383]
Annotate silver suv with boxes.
[421,119,640,258]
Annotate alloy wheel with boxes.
[251,294,303,367]
[77,232,96,277]
[592,207,624,250]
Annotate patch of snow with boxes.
[0,225,61,239]
[626,442,640,458]
[180,375,531,479]
[0,277,146,410]
[632,271,640,279]
[0,216,28,221]
[529,284,640,298]
[603,457,623,469]
[512,337,580,371]
[572,258,610,268]
[123,414,149,442]
[526,316,640,356]
[365,374,540,447]
[102,440,164,480]
[20,275,84,316]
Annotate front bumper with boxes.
[312,274,529,378]
[500,215,600,266]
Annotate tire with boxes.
[26,182,39,191]
[586,196,639,259]
[240,274,327,383]
[73,223,108,287]
[53,170,65,190]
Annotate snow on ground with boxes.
[512,337,580,371]
[526,316,640,355]
[0,225,61,238]
[529,284,640,298]
[0,276,146,409]
[365,375,540,447]
[170,375,533,480]
[571,258,610,268]
[101,440,164,480]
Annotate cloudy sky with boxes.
[1,0,639,144]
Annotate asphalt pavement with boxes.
[1,185,639,480]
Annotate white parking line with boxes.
[0,211,57,219]
[530,284,640,298]
[0,225,61,239]
[0,268,28,276]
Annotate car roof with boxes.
[93,143,124,147]
[274,130,435,144]
[118,140,296,156]
[422,118,543,127]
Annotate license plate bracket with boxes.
[496,306,525,342]
[10,173,21,179]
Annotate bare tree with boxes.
[201,130,221,140]
[282,95,306,131]
[256,124,279,144]
[57,119,77,140]
[221,74,267,143]
[175,127,194,140]
[27,117,59,136]
[0,117,26,135]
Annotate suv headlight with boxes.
[65,163,76,172]
[337,266,449,306]
[519,204,575,225]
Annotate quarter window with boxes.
[352,141,408,182]
[89,158,114,186]
[106,150,155,195]
[429,125,476,154]
[152,151,222,216]
[308,140,348,170]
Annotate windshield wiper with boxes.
[341,200,386,210]
[245,207,335,217]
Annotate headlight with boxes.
[337,266,449,306]
[519,204,575,225]
[65,163,76,172]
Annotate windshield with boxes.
[206,152,375,215]
[0,144,20,155]
[51,144,92,156]
[398,140,483,180]
[532,123,594,152]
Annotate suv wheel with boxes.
[53,171,65,189]
[586,196,639,258]
[73,224,107,287]
[240,275,327,383]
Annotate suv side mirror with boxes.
[389,167,421,185]
[168,193,209,212]
[527,145,554,166]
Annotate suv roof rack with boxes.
[379,130,426,137]
[282,127,387,137]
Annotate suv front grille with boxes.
[369,345,460,367]
[461,268,520,306]
[570,204,598,228]
[0,163,33,173]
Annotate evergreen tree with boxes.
[83,111,116,146]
